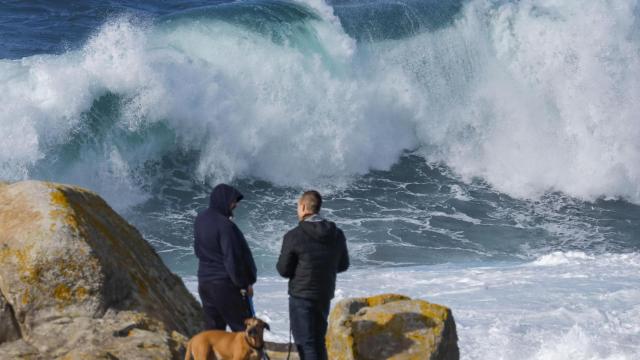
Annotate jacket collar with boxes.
[303,214,324,222]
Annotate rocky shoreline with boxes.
[0,181,458,359]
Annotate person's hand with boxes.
[247,285,254,298]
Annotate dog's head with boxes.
[244,317,270,349]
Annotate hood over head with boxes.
[209,184,244,217]
[300,216,337,242]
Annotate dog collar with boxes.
[244,334,265,351]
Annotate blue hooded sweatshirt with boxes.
[194,184,257,288]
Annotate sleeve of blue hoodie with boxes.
[220,222,257,289]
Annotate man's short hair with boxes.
[300,190,322,214]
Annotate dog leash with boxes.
[241,289,271,360]
[241,289,256,317]
[241,290,294,360]
[286,327,293,360]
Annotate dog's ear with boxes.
[263,322,270,331]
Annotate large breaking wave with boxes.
[1,0,639,206]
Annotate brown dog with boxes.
[185,318,270,360]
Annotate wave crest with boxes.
[1,0,639,205]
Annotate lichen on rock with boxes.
[0,181,204,359]
[327,294,459,360]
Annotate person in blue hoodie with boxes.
[194,183,257,331]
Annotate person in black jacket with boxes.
[277,190,349,360]
[194,183,257,331]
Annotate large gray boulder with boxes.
[0,181,203,359]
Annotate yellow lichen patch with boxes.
[417,302,448,337]
[25,266,42,284]
[14,246,31,270]
[75,286,88,300]
[49,189,79,233]
[327,295,457,360]
[53,255,83,278]
[22,288,31,305]
[53,284,72,303]
[49,188,70,208]
[0,246,11,263]
[1,245,40,285]
[366,294,410,307]
[124,312,152,326]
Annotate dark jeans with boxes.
[289,296,330,360]
[198,280,251,332]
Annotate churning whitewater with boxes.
[2,0,640,203]
[1,0,639,359]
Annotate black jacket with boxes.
[194,184,257,289]
[276,216,349,302]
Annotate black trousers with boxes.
[289,296,330,360]
[198,280,251,332]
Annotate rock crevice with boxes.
[0,289,22,343]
